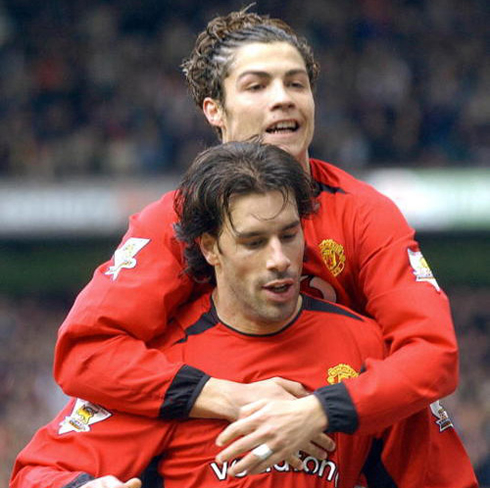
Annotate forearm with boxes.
[316,340,458,436]
[190,376,311,421]
[189,378,241,420]
[56,333,192,417]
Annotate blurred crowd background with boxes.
[0,0,489,486]
[0,0,488,178]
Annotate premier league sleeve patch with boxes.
[59,399,112,434]
[105,237,150,280]
[407,249,440,292]
[430,400,454,432]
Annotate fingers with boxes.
[216,408,262,447]
[124,479,142,488]
[271,377,309,398]
[238,399,269,419]
[286,454,304,472]
[215,396,336,478]
[301,441,329,461]
[226,446,300,477]
[216,423,262,461]
[312,432,336,453]
[82,476,142,488]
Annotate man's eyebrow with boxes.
[234,219,301,238]
[237,69,308,81]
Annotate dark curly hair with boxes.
[181,6,319,115]
[174,141,317,283]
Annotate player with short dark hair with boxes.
[51,7,476,486]
[12,142,475,488]
[173,141,317,282]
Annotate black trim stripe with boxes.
[176,306,219,343]
[314,180,346,195]
[314,382,359,434]
[362,438,398,488]
[159,365,209,419]
[139,453,165,488]
[302,294,364,322]
[62,473,94,488]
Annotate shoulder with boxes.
[309,158,411,229]
[302,293,366,322]
[310,158,393,204]
[123,189,181,245]
[132,190,178,225]
[301,294,384,355]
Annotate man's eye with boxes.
[247,84,264,91]
[282,233,297,241]
[244,239,264,249]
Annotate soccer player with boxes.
[53,7,468,480]
[11,142,477,488]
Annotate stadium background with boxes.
[0,0,488,486]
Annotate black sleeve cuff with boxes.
[63,473,95,488]
[159,364,211,419]
[313,382,359,434]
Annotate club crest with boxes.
[319,239,346,277]
[327,364,359,384]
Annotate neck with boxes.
[211,289,302,335]
[298,151,311,175]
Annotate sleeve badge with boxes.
[407,249,440,291]
[105,237,150,280]
[59,399,112,434]
[430,400,454,432]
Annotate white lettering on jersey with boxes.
[59,399,111,434]
[407,249,440,291]
[105,237,150,280]
[209,454,339,485]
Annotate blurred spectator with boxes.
[0,0,487,179]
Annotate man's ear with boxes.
[203,97,224,129]
[199,233,219,266]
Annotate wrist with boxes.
[190,378,241,420]
[299,394,329,431]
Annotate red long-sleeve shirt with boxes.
[13,294,477,488]
[54,158,458,433]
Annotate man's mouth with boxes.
[265,120,299,134]
[263,278,295,293]
[264,283,291,293]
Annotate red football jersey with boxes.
[15,293,477,488]
[54,158,458,433]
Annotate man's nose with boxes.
[269,81,294,109]
[266,239,291,272]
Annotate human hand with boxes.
[81,475,142,488]
[191,376,310,421]
[215,395,335,476]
